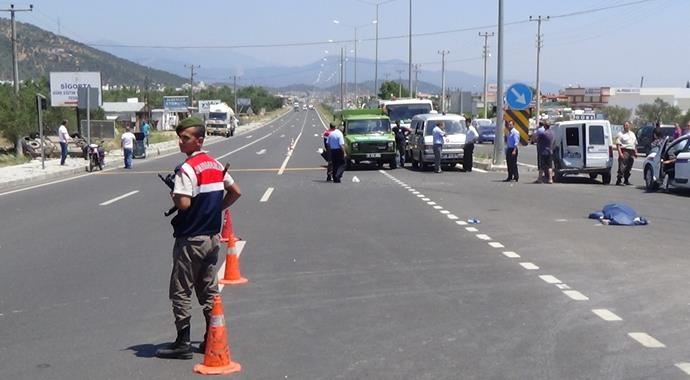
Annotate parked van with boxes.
[550,120,614,184]
[407,113,468,170]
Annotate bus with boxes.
[378,98,434,127]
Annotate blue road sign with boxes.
[506,83,533,110]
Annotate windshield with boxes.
[424,120,466,136]
[479,125,495,133]
[209,112,227,120]
[386,104,432,122]
[346,119,391,135]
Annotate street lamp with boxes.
[333,19,375,107]
[355,0,398,99]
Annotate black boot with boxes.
[156,326,192,360]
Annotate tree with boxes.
[378,81,409,99]
[634,98,682,125]
[600,105,631,125]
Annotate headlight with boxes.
[352,142,359,151]
[387,141,394,149]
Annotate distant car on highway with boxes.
[643,135,690,192]
[636,124,676,155]
[477,124,496,144]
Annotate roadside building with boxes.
[101,100,148,130]
[564,86,690,115]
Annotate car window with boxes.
[424,120,466,136]
[346,119,391,135]
[565,127,580,146]
[589,125,605,145]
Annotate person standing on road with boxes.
[327,122,347,183]
[322,124,333,181]
[684,122,690,136]
[432,121,446,173]
[58,119,70,166]
[141,120,151,147]
[504,120,520,182]
[673,123,682,139]
[532,121,546,175]
[156,116,241,360]
[464,118,478,172]
[615,121,638,186]
[121,126,136,169]
[535,123,554,184]
[392,120,411,168]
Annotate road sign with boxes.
[503,109,530,145]
[163,96,189,112]
[49,72,102,107]
[506,83,532,110]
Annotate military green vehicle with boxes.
[336,109,397,169]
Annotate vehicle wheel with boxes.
[601,172,611,185]
[589,173,598,180]
[644,166,658,192]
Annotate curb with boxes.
[474,160,539,172]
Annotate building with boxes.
[563,87,611,109]
[564,86,690,114]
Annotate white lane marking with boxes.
[280,134,285,138]
[592,309,623,321]
[628,332,665,348]
[556,284,571,290]
[674,363,690,375]
[440,210,450,214]
[555,219,568,222]
[502,251,520,258]
[259,187,274,202]
[472,168,487,173]
[278,131,303,175]
[421,198,430,201]
[352,176,360,183]
[447,214,458,220]
[455,220,468,225]
[433,205,443,210]
[465,227,478,232]
[427,201,436,205]
[246,135,253,139]
[539,275,561,284]
[256,149,266,155]
[217,132,274,160]
[476,234,491,241]
[99,190,139,206]
[314,133,319,137]
[563,290,589,301]
[489,242,505,248]
[520,262,539,270]
[416,194,425,198]
[411,190,419,194]
[217,240,247,292]
[631,168,642,172]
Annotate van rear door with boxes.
[563,125,583,168]
[585,123,609,168]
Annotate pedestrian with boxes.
[322,125,333,181]
[464,118,478,172]
[432,121,446,173]
[121,126,136,169]
[533,121,546,174]
[504,120,520,182]
[326,122,347,183]
[392,120,411,167]
[141,119,151,147]
[684,122,690,136]
[650,127,664,151]
[535,123,554,184]
[58,119,70,166]
[615,121,638,186]
[156,116,241,360]
[673,123,682,139]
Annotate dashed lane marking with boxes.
[422,198,430,201]
[427,201,437,205]
[489,242,505,248]
[99,190,139,206]
[259,187,274,202]
[476,234,491,240]
[502,251,520,258]
[592,309,623,321]
[256,149,266,155]
[520,262,539,270]
[674,363,690,376]
[556,284,571,290]
[628,332,666,348]
[440,210,450,214]
[434,206,443,210]
[539,275,561,284]
[416,194,425,198]
[455,220,468,226]
[563,290,589,301]
[465,227,478,232]
[447,214,458,220]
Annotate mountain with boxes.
[0,18,187,86]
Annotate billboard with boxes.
[237,98,252,107]
[163,96,190,112]
[49,72,102,107]
[198,99,222,114]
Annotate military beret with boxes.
[176,117,204,134]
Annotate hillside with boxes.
[0,18,186,86]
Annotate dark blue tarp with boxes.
[588,203,648,225]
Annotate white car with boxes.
[643,135,690,191]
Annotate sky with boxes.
[3,0,688,89]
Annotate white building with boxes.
[607,87,690,114]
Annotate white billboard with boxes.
[198,99,222,114]
[49,72,102,107]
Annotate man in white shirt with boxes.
[58,120,70,165]
[121,126,136,169]
[326,122,347,183]
[615,121,638,186]
[464,118,479,172]
[432,121,446,173]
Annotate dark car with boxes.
[478,124,496,144]
[636,124,676,155]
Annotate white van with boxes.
[407,113,467,170]
[550,120,614,184]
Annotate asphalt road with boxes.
[1,109,690,379]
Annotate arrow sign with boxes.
[506,83,533,110]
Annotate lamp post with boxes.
[333,19,375,107]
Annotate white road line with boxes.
[259,187,274,202]
[556,284,571,290]
[447,214,458,220]
[416,194,425,198]
[433,205,443,210]
[256,149,266,155]
[440,210,450,214]
[427,201,436,205]
[99,190,139,206]
[217,240,247,292]
[563,290,589,301]
[411,191,420,194]
[455,220,468,225]
[352,176,361,183]
[472,168,488,173]
[476,234,491,240]
[628,332,665,348]
[502,251,520,258]
[280,134,285,138]
[421,198,430,201]
[539,275,561,284]
[592,309,623,321]
[246,135,253,139]
[465,227,478,232]
[631,168,643,172]
[675,363,690,376]
[278,113,310,175]
[489,242,505,248]
[408,188,416,192]
[217,132,274,160]
[520,262,539,270]
[555,219,568,222]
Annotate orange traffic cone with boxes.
[220,235,248,285]
[220,209,233,243]
[193,295,241,376]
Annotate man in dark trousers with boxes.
[156,117,241,360]
[392,120,411,167]
[504,120,520,182]
[464,118,478,172]
[326,122,347,183]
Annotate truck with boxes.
[336,109,397,169]
[205,103,237,137]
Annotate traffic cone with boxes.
[193,295,241,376]
[220,234,248,285]
[220,209,233,243]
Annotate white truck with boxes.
[205,103,237,137]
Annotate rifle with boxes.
[158,162,230,217]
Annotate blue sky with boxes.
[5,0,687,88]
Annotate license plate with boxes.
[443,153,458,158]
[366,153,381,158]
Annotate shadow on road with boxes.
[124,343,167,358]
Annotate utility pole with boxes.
[396,69,404,98]
[438,50,449,113]
[529,15,549,124]
[233,75,239,114]
[354,27,358,107]
[413,64,421,98]
[408,0,413,98]
[184,64,200,108]
[479,31,495,119]
[493,0,505,166]
[375,3,380,99]
[340,47,345,111]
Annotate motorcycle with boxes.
[83,141,105,172]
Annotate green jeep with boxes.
[336,109,397,169]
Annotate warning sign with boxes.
[503,109,531,146]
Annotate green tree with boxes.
[601,105,632,125]
[378,81,409,99]
[634,98,682,125]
